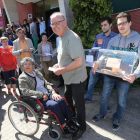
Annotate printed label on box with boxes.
[106,58,121,69]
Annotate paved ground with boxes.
[0,78,140,140]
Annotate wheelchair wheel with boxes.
[8,101,39,136]
[48,129,60,140]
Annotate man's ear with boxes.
[110,23,112,28]
[64,20,67,27]
[129,21,132,26]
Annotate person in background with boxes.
[28,18,33,38]
[11,22,17,33]
[31,18,39,50]
[23,19,30,38]
[0,37,18,96]
[23,26,30,38]
[37,17,46,35]
[12,28,35,72]
[6,28,13,35]
[9,35,15,42]
[0,33,13,46]
[17,21,23,28]
[13,26,18,40]
[38,33,53,82]
[7,24,12,31]
[84,17,117,106]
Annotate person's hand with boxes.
[53,64,59,69]
[122,74,136,84]
[20,49,25,53]
[52,93,61,101]
[92,62,99,74]
[42,54,47,57]
[53,68,64,76]
[29,48,34,53]
[43,94,48,101]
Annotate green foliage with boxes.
[0,27,4,37]
[69,0,113,49]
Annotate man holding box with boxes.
[85,17,117,104]
[92,12,140,131]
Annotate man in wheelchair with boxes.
[18,57,78,135]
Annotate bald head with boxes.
[50,12,65,21]
[50,12,68,37]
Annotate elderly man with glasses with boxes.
[50,12,87,140]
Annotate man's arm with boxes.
[54,57,82,75]
[12,41,21,56]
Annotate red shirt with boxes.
[0,46,17,71]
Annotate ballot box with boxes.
[96,49,139,78]
[85,47,101,67]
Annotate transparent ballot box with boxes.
[85,47,101,67]
[96,49,139,78]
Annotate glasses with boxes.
[117,21,128,27]
[24,63,33,66]
[50,20,65,27]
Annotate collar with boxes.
[101,31,114,37]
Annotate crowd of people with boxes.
[0,11,140,140]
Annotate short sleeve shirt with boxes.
[57,29,87,85]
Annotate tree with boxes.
[69,0,113,49]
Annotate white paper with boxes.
[48,67,55,71]
[45,52,57,56]
[91,47,101,50]
[86,55,93,62]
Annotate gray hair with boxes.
[16,28,24,34]
[50,12,65,20]
[21,57,35,66]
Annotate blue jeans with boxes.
[99,76,131,120]
[86,68,106,100]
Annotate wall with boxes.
[0,0,6,28]
[58,0,73,28]
[17,2,35,25]
[111,9,140,34]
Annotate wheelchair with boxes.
[8,77,73,139]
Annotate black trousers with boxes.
[39,98,72,125]
[65,79,87,131]
[2,69,16,85]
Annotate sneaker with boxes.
[92,114,106,122]
[112,119,120,131]
[107,106,111,112]
[84,98,91,103]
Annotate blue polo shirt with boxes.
[90,31,117,61]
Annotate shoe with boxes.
[68,119,80,130]
[72,129,86,140]
[13,89,18,96]
[63,125,76,134]
[92,114,106,122]
[84,98,91,103]
[8,88,12,95]
[107,106,111,112]
[112,119,120,131]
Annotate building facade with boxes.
[0,0,140,34]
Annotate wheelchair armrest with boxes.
[20,95,38,100]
